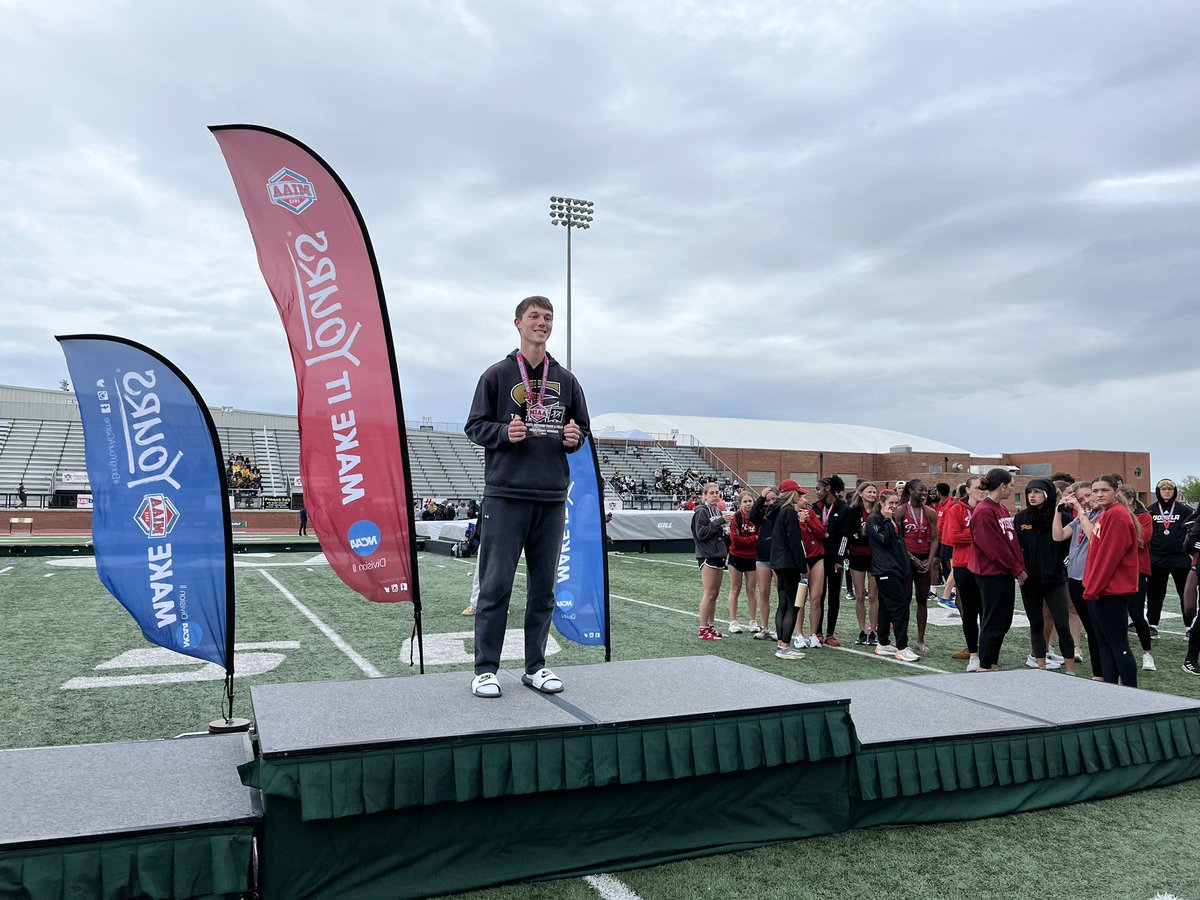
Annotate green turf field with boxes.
[2,549,1197,899]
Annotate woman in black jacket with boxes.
[748,486,780,640]
[770,480,810,661]
[868,490,920,662]
[1014,479,1075,674]
[1147,478,1196,632]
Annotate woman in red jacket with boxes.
[725,492,761,635]
[969,468,1027,671]
[943,476,985,670]
[1083,475,1141,685]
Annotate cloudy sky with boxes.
[3,0,1198,479]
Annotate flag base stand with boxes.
[208,717,251,734]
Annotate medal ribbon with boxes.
[515,353,549,418]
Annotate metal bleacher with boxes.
[0,404,730,508]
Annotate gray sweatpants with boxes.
[474,497,565,676]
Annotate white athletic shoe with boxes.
[895,647,921,662]
[966,656,981,673]
[1046,648,1065,663]
[748,620,760,633]
[728,621,744,634]
[793,634,807,650]
[809,634,823,648]
[1143,652,1157,672]
[874,644,899,656]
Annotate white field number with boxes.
[61,641,300,690]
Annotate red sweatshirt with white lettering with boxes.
[968,497,1025,577]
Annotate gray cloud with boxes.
[2,0,1199,479]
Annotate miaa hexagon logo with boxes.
[135,494,180,538]
[266,167,316,214]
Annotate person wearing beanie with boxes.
[1146,478,1196,634]
[1014,478,1075,674]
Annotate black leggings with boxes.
[875,572,909,650]
[1128,573,1152,653]
[1019,580,1074,660]
[953,566,982,653]
[820,556,843,636]
[774,567,804,643]
[976,574,1015,669]
[1090,594,1138,686]
[1068,578,1103,678]
[1147,566,1191,625]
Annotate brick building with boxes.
[591,413,1152,505]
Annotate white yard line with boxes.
[0,566,13,575]
[258,570,382,678]
[584,873,645,900]
[613,554,698,569]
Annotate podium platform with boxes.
[0,733,259,900]
[815,671,1200,828]
[240,657,857,899]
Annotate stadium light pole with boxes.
[549,196,593,370]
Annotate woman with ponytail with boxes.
[969,468,1027,671]
[1082,475,1140,686]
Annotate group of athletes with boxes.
[690,472,1200,680]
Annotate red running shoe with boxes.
[823,634,842,648]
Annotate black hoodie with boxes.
[1014,479,1067,584]
[465,350,590,502]
[1148,482,1195,569]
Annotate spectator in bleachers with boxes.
[18,482,27,508]
[421,500,439,521]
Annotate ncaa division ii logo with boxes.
[266,167,316,214]
[134,494,179,538]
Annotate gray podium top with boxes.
[252,657,850,757]
[903,669,1200,726]
[0,733,259,850]
[818,670,1200,746]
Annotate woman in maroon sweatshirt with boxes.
[969,468,1027,671]
[1083,475,1141,686]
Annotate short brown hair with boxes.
[515,295,554,319]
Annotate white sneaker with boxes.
[966,656,981,673]
[1045,657,1063,670]
[1143,652,1156,672]
[793,634,806,649]
[1046,647,1065,663]
[1075,648,1084,662]
[1025,655,1039,669]
[748,620,760,633]
[728,621,744,634]
[875,644,899,656]
[895,647,921,662]
[809,634,822,648]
